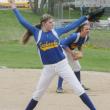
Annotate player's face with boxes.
[43,18,55,31]
[81,25,90,37]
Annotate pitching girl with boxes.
[56,23,90,93]
[9,0,96,110]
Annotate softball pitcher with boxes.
[56,23,90,93]
[9,0,96,110]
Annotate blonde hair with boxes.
[75,23,89,33]
[40,13,53,25]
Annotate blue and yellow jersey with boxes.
[13,8,87,65]
[61,33,89,50]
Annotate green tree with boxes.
[29,0,64,16]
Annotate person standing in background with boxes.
[56,22,90,93]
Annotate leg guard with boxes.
[25,99,38,110]
[80,93,96,110]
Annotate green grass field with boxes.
[0,41,110,72]
[0,9,110,72]
[80,47,110,72]
[0,9,40,41]
[0,41,42,68]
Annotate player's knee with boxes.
[73,65,81,71]
[74,86,85,96]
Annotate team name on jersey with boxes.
[39,41,58,51]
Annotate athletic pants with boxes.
[32,58,85,101]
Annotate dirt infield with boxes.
[0,69,110,110]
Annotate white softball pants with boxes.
[65,51,81,72]
[32,58,85,101]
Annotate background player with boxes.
[8,0,105,109]
[56,22,90,93]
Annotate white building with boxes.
[0,0,29,3]
[0,0,29,8]
[75,0,110,7]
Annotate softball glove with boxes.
[88,7,105,22]
[74,51,83,59]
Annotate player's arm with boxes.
[56,16,88,36]
[61,33,77,49]
[64,46,82,60]
[77,35,90,57]
[55,7,105,36]
[78,45,83,52]
[62,33,84,60]
[64,47,76,60]
[8,0,38,34]
[61,33,78,60]
[77,46,83,59]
